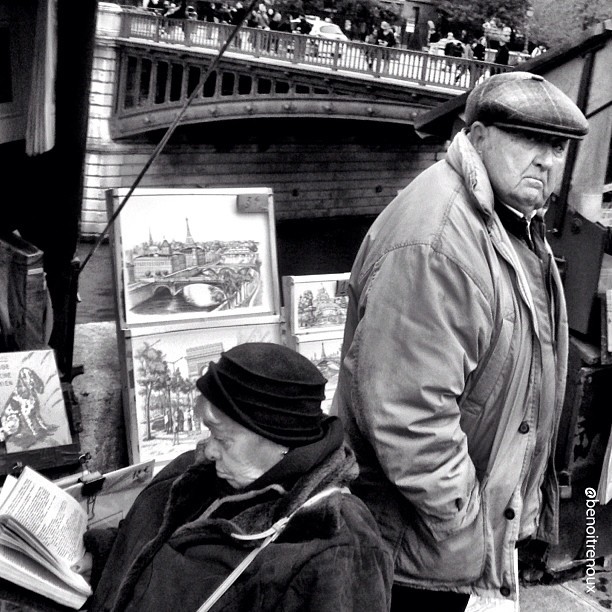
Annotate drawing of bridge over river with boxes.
[126,241,262,316]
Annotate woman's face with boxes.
[201,400,287,489]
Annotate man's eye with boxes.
[552,142,566,156]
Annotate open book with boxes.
[0,466,92,609]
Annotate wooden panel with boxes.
[548,210,608,336]
[81,135,444,235]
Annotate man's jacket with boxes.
[332,129,568,600]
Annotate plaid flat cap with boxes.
[465,71,588,140]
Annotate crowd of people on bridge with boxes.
[142,0,401,49]
[144,1,320,34]
[140,0,545,72]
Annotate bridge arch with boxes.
[151,284,174,298]
[110,42,452,139]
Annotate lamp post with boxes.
[523,6,534,54]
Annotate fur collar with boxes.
[170,444,358,548]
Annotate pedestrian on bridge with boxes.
[364,28,378,69]
[444,31,464,75]
[377,21,396,49]
[473,36,487,61]
[332,72,589,611]
[377,22,396,72]
[454,37,475,84]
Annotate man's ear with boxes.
[468,121,488,152]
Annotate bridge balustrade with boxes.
[118,10,512,92]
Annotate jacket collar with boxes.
[445,129,495,221]
[167,420,357,545]
[445,129,544,334]
[246,416,345,493]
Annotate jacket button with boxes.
[504,508,515,520]
[500,586,511,597]
[518,421,530,434]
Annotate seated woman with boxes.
[83,342,393,612]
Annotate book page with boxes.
[0,519,91,594]
[0,544,90,609]
[0,467,88,567]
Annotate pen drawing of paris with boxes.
[117,192,275,326]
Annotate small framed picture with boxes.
[107,188,281,329]
[282,273,350,336]
[289,332,344,414]
[0,350,77,473]
[121,317,283,466]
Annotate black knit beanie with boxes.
[196,342,327,447]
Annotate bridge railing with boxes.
[118,10,513,91]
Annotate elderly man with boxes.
[332,72,588,610]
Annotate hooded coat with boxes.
[332,130,568,601]
[84,419,393,612]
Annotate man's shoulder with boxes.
[359,162,491,273]
[375,161,471,238]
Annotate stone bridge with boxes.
[111,9,511,138]
[81,4,512,237]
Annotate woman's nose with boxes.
[203,438,220,461]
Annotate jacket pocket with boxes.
[397,502,486,584]
[462,312,515,414]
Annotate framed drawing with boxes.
[121,317,282,466]
[0,350,79,475]
[107,188,281,329]
[290,332,344,414]
[282,273,350,336]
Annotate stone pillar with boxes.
[72,321,129,473]
[81,2,132,235]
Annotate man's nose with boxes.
[533,143,556,168]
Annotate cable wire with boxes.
[79,0,262,273]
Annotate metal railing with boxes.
[118,11,513,92]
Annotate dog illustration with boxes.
[1,366,57,449]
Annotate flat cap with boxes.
[465,71,588,140]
